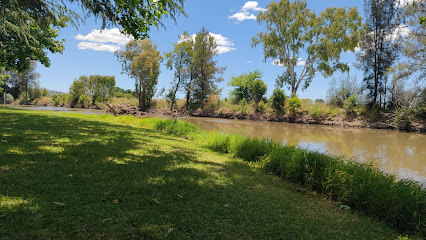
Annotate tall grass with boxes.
[201,129,425,236]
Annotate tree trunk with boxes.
[138,81,142,110]
[141,83,147,111]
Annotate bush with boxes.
[78,95,90,108]
[288,97,302,116]
[343,94,357,114]
[315,99,325,104]
[239,98,248,113]
[270,88,287,111]
[257,100,266,113]
[34,96,52,106]
[114,91,124,98]
[153,118,200,137]
[5,93,14,103]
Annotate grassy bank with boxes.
[0,108,421,239]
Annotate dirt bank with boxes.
[106,104,425,133]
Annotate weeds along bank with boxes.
[39,112,425,237]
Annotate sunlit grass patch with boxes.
[39,145,65,153]
[0,196,37,211]
[0,107,414,239]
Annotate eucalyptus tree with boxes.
[357,0,399,107]
[116,39,163,111]
[1,0,185,72]
[165,32,193,110]
[192,28,225,110]
[253,0,362,97]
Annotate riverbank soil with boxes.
[106,104,426,132]
[0,108,401,239]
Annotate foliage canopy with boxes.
[253,0,362,96]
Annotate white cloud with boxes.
[297,60,306,66]
[229,11,257,22]
[247,61,252,64]
[386,24,411,41]
[75,28,133,52]
[216,45,236,54]
[242,1,266,11]
[209,33,234,46]
[272,59,284,66]
[229,1,265,23]
[397,0,415,7]
[77,42,121,52]
[178,32,236,54]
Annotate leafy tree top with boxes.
[1,0,186,72]
[253,0,362,96]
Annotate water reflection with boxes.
[184,117,426,184]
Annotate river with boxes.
[183,117,426,185]
[4,105,425,184]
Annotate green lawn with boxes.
[0,107,400,239]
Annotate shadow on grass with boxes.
[0,109,398,239]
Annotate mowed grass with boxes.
[0,108,400,239]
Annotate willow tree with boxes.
[253,0,362,97]
[116,39,163,111]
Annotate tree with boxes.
[326,75,359,107]
[228,70,263,103]
[389,1,425,86]
[165,32,193,110]
[4,62,40,103]
[249,79,267,104]
[270,88,287,111]
[389,77,423,130]
[1,0,186,72]
[78,75,116,104]
[69,80,87,104]
[192,28,225,110]
[116,39,162,111]
[253,0,362,97]
[357,0,399,107]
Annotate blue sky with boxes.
[37,0,367,100]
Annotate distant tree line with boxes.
[0,62,49,104]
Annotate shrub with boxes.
[5,93,14,103]
[205,95,220,112]
[124,93,134,99]
[153,118,200,137]
[315,98,325,104]
[78,95,90,108]
[257,100,266,113]
[343,94,357,114]
[288,97,302,116]
[114,91,124,98]
[239,98,248,113]
[270,88,287,111]
[52,94,61,106]
[34,96,52,106]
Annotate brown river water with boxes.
[5,105,425,184]
[183,117,426,185]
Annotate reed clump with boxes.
[201,130,425,236]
